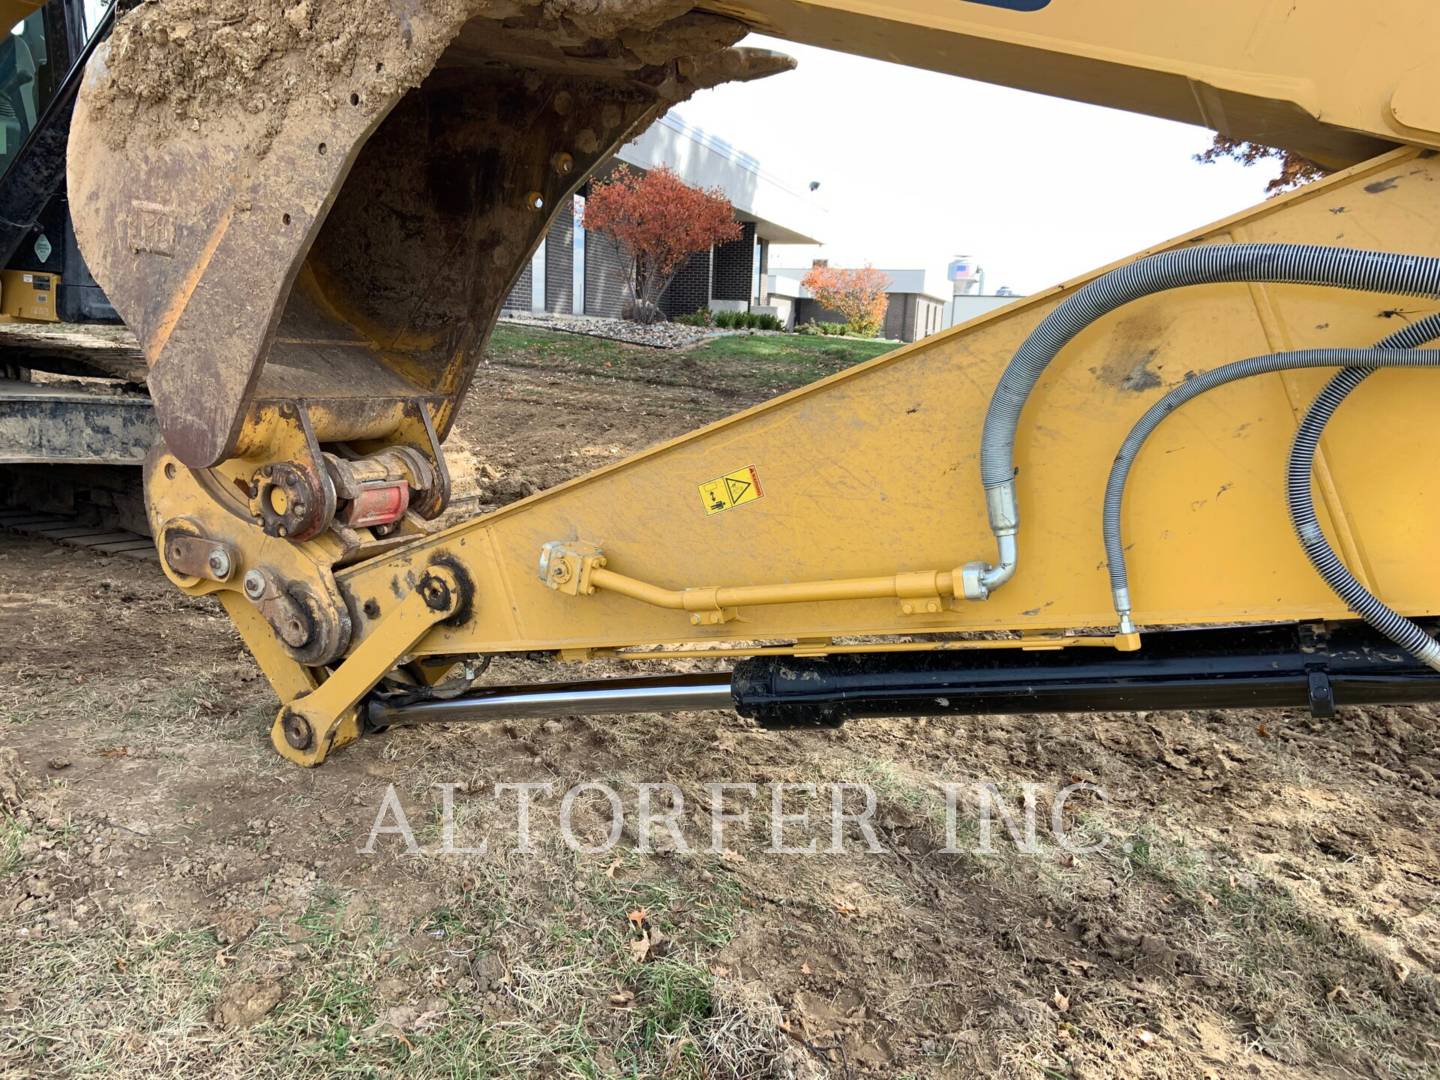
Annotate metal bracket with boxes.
[539,540,606,596]
[689,608,739,627]
[273,564,465,766]
[894,570,954,617]
[1298,622,1337,718]
[1306,669,1337,718]
[160,523,238,584]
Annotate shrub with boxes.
[711,311,786,331]
[798,320,852,337]
[801,264,891,337]
[674,308,715,328]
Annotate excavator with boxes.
[6,0,1440,765]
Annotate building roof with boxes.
[616,113,826,246]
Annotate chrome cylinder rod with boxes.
[365,672,734,730]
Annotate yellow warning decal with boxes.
[699,465,764,516]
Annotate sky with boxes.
[670,35,1284,297]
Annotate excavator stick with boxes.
[60,1,1440,763]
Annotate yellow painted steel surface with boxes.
[712,0,1440,168]
[0,0,44,28]
[332,149,1440,658]
[98,0,1440,761]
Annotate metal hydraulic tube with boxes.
[359,624,1440,735]
[365,673,734,731]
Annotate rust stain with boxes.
[1099,349,1163,393]
[1097,314,1169,393]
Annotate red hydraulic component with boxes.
[341,482,410,529]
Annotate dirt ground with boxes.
[2,331,1439,1078]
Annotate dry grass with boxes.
[3,479,1439,1079]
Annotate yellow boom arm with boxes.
[729,0,1440,170]
[61,0,1440,762]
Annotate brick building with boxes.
[505,113,823,319]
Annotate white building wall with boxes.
[530,240,547,314]
[946,294,1019,328]
[617,113,824,246]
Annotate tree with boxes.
[583,165,741,323]
[802,264,891,337]
[1195,135,1329,195]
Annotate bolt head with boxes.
[207,548,232,579]
[243,569,266,600]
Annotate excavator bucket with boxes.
[65,1,790,476]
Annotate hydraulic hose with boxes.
[1287,315,1440,671]
[968,244,1440,598]
[1101,342,1440,668]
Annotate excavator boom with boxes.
[727,0,1436,169]
[53,1,1440,762]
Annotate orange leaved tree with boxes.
[1194,135,1329,195]
[802,264,891,337]
[583,165,741,323]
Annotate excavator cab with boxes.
[0,0,115,322]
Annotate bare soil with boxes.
[1,333,1438,1078]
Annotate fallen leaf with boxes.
[629,934,651,964]
[604,857,621,879]
[608,990,635,1007]
[98,746,130,759]
[1327,985,1349,1003]
[627,907,648,928]
[1052,989,1070,1013]
[800,961,812,976]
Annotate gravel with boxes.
[498,311,715,349]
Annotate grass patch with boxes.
[688,330,896,376]
[0,812,25,876]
